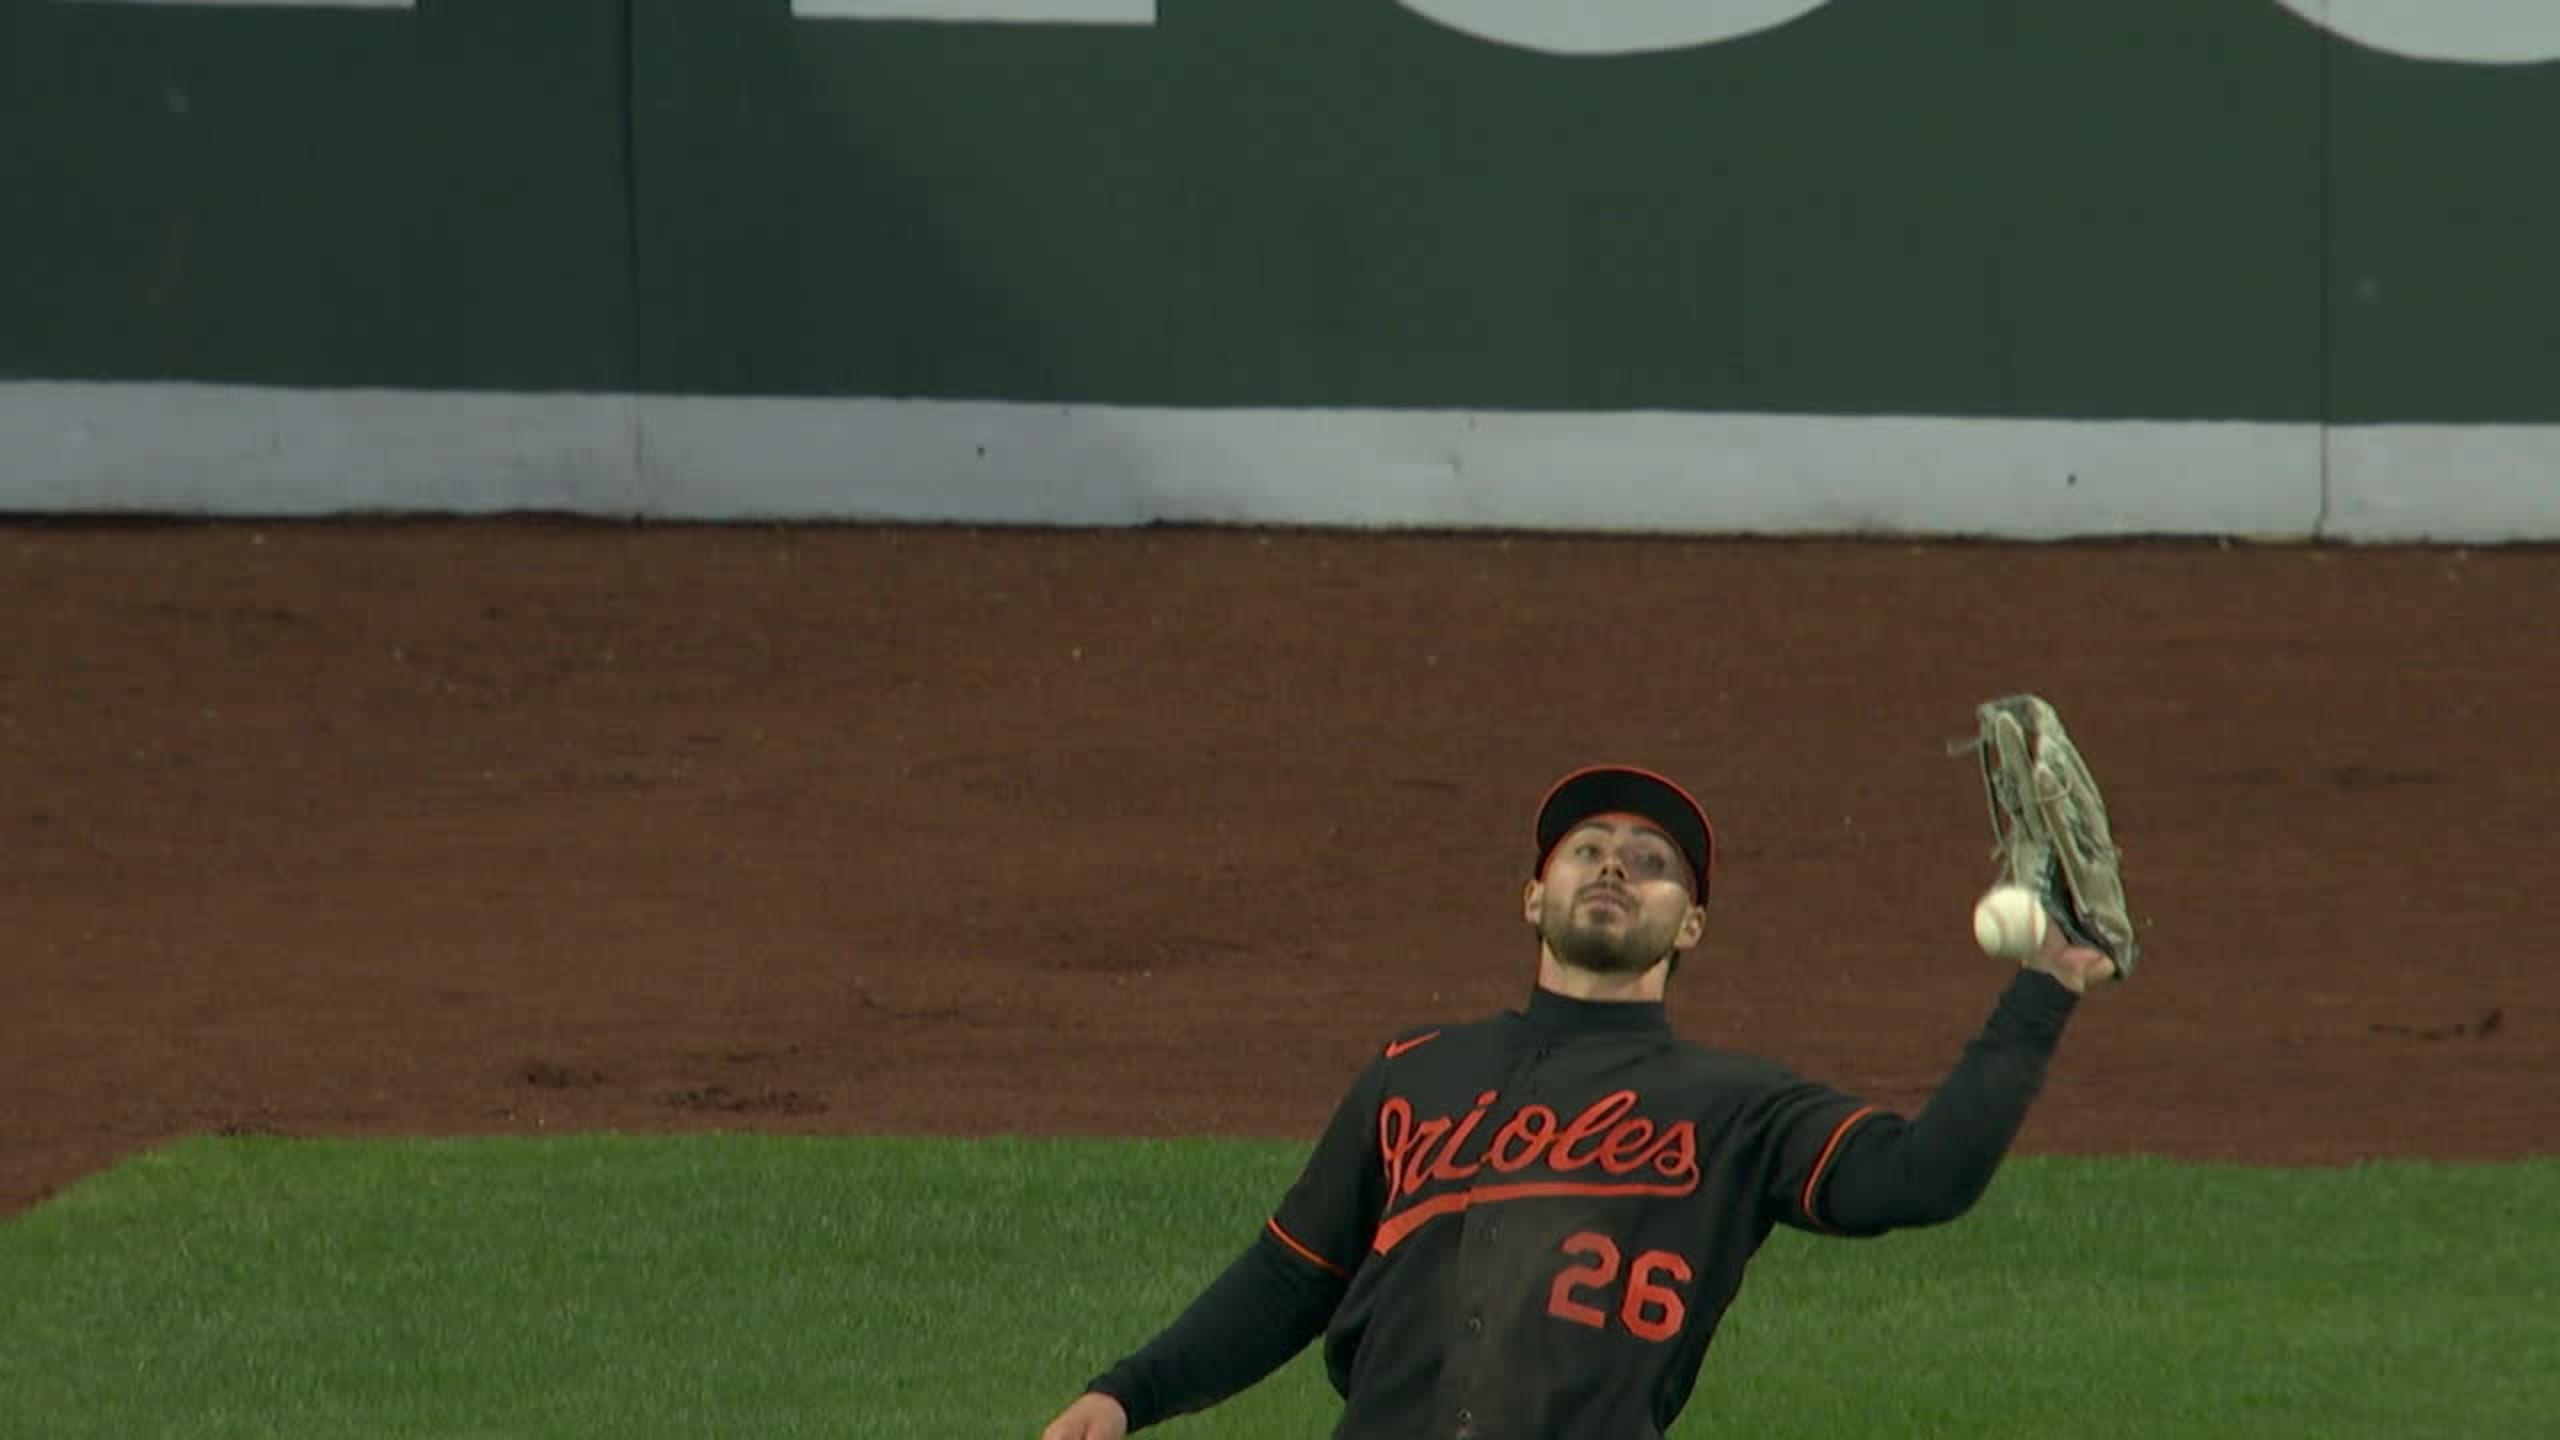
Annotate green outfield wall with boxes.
[3,0,2555,536]
[4,0,634,392]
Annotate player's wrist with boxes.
[1079,1385,1136,1429]
[2010,963,2085,1006]
[1040,1391,1131,1440]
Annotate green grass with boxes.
[1,1138,2551,1439]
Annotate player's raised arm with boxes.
[1795,695,2138,1235]
[1791,960,2085,1235]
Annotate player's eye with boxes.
[1630,851,1670,877]
[1571,842,1601,860]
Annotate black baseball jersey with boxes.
[1269,988,1881,1439]
[1088,971,2078,1438]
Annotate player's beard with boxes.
[1538,891,1679,976]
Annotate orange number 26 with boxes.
[1544,1232,1693,1342]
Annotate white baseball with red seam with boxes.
[1971,886,2048,960]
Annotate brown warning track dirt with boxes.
[5,521,2553,1217]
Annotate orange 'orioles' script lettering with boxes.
[1371,1089,1699,1252]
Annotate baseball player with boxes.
[1041,738,2128,1439]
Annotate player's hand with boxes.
[1039,1393,1129,1440]
[2027,918,2118,995]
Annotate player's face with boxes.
[1525,819,1705,975]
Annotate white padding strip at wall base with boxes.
[6,380,2551,541]
[637,396,2319,539]
[2324,427,2560,544]
[3,383,638,516]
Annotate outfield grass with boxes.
[0,1137,2549,1438]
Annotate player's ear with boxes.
[1675,902,1706,950]
[1521,878,1543,924]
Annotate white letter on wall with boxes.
[2270,1,2560,65]
[791,1,1154,23]
[1389,0,1833,56]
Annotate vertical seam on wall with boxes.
[2312,16,2334,542]
[621,0,648,494]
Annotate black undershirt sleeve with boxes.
[1814,968,2082,1235]
[1084,1231,1348,1431]
[1082,1053,1389,1431]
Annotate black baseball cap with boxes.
[1533,764,1716,900]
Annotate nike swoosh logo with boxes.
[1383,1030,1443,1059]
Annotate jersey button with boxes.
[1465,1315,1483,1335]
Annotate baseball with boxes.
[1972,886,2048,960]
